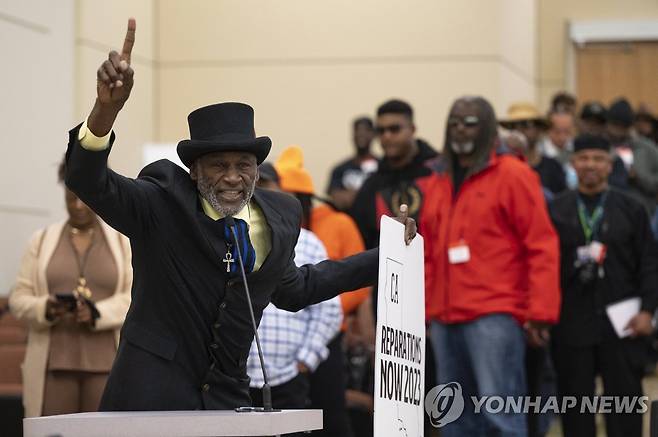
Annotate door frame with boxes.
[566,20,658,94]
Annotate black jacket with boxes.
[64,125,378,411]
[549,188,658,347]
[350,139,438,249]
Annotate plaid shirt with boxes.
[247,229,342,387]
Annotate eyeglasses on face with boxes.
[506,120,540,130]
[448,115,480,129]
[375,124,404,135]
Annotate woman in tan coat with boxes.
[10,162,132,417]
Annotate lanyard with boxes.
[576,191,608,244]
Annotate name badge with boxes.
[448,240,471,264]
[576,241,607,264]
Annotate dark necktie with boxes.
[223,218,256,276]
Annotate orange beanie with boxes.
[274,146,315,194]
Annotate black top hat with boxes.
[177,102,272,167]
[607,98,634,128]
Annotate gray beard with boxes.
[196,175,256,217]
[450,141,475,155]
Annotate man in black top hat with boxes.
[64,19,416,412]
[606,98,658,214]
[549,134,658,437]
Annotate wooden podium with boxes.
[23,409,322,437]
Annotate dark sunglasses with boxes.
[448,116,480,128]
[375,124,404,135]
[506,120,540,130]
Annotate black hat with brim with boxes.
[177,102,272,167]
[580,101,607,123]
[607,98,634,128]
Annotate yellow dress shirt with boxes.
[78,120,272,270]
[200,197,271,271]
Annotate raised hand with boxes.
[395,204,417,245]
[96,18,136,107]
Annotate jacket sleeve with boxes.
[295,297,342,371]
[634,205,658,313]
[631,140,658,197]
[336,215,371,316]
[93,232,133,331]
[502,165,561,323]
[65,124,159,238]
[9,229,54,330]
[271,248,379,312]
[350,179,379,249]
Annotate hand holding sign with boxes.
[394,204,417,245]
[374,216,425,437]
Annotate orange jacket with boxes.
[422,151,561,325]
[311,204,370,326]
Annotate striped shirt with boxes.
[247,229,342,387]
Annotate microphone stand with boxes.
[225,217,278,413]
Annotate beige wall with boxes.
[75,0,156,178]
[537,0,658,111]
[0,0,74,293]
[157,0,537,193]
[5,0,653,295]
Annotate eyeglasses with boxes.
[448,116,480,128]
[506,120,540,130]
[375,124,404,135]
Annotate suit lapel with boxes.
[180,176,228,266]
[250,189,284,276]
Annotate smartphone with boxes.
[54,293,78,311]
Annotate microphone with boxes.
[225,216,277,413]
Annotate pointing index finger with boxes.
[121,18,136,63]
[398,204,409,221]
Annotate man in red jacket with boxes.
[423,96,560,437]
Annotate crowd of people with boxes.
[259,91,656,437]
[319,92,658,437]
[7,24,658,436]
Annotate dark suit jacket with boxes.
[549,188,658,347]
[64,125,379,411]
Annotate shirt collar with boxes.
[200,196,251,225]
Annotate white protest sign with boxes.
[374,216,425,437]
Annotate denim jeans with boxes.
[430,314,527,437]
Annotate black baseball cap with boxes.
[580,101,607,123]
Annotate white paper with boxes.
[606,297,641,338]
[374,216,425,437]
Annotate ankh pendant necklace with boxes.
[223,242,235,273]
[69,225,96,299]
